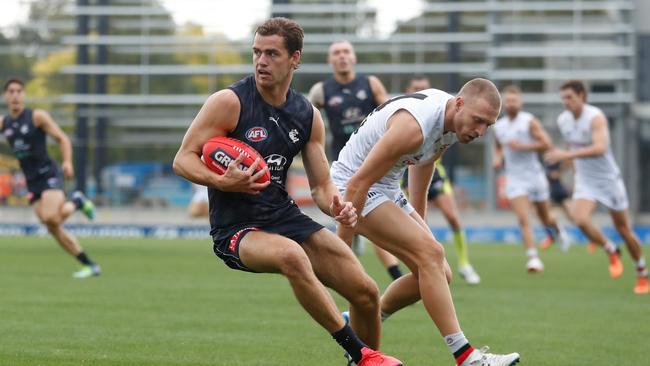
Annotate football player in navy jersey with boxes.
[1,77,99,278]
[309,41,404,282]
[173,18,401,366]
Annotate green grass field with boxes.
[1,236,648,365]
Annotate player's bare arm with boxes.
[344,109,424,221]
[369,75,389,105]
[33,109,74,178]
[173,90,269,194]
[307,82,324,108]
[545,115,608,164]
[509,118,552,152]
[493,138,504,169]
[302,107,356,227]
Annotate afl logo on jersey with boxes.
[328,95,344,107]
[245,127,268,142]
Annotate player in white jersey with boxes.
[332,78,520,366]
[545,80,648,294]
[188,182,209,218]
[492,85,570,273]
[308,41,404,282]
[402,76,481,285]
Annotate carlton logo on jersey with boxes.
[245,127,268,142]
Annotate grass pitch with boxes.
[0,236,648,365]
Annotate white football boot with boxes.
[526,256,544,273]
[458,264,481,285]
[458,346,520,366]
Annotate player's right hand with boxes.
[61,160,74,179]
[220,153,270,194]
[331,195,357,228]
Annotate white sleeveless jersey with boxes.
[493,111,544,180]
[331,88,456,189]
[557,104,620,180]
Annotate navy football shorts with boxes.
[211,203,324,272]
[26,165,64,205]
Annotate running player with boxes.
[545,80,649,294]
[331,78,520,366]
[402,76,480,285]
[1,77,99,278]
[173,18,401,365]
[187,182,209,218]
[492,85,569,272]
[308,40,403,281]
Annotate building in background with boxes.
[0,0,647,213]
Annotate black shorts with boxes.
[26,167,64,205]
[427,169,444,200]
[549,179,569,205]
[211,203,324,272]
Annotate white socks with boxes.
[603,241,617,254]
[526,248,539,258]
[444,331,469,354]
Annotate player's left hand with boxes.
[61,161,74,178]
[331,194,357,228]
[544,148,569,164]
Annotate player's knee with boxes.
[351,276,380,310]
[412,239,445,268]
[41,214,61,229]
[277,246,312,279]
[448,217,461,231]
[614,222,631,236]
[573,215,590,228]
[517,216,530,227]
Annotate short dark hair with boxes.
[560,80,587,101]
[255,17,304,55]
[3,77,24,91]
[410,75,429,82]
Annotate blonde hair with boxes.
[459,78,502,111]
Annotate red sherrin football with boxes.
[202,136,270,184]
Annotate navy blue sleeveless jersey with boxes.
[322,75,377,159]
[1,108,58,183]
[208,75,314,231]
